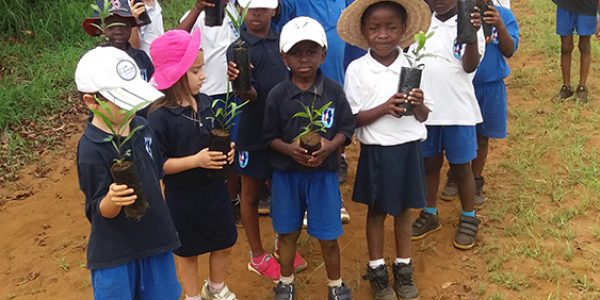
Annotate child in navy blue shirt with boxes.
[226,0,309,282]
[147,30,238,300]
[75,46,181,299]
[263,16,355,300]
[469,3,519,205]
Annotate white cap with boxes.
[237,0,278,9]
[279,16,327,53]
[75,46,164,111]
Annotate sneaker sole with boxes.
[453,240,475,250]
[247,263,279,283]
[411,224,442,241]
[440,193,456,201]
[258,208,270,215]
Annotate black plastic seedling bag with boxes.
[397,67,422,116]
[457,0,478,44]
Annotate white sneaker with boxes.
[341,207,350,224]
[200,281,236,300]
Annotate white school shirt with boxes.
[138,0,164,56]
[344,49,432,146]
[181,2,239,96]
[416,14,486,126]
[495,0,510,8]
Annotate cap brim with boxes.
[337,0,432,50]
[82,14,139,37]
[99,77,164,111]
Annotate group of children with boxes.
[75,0,523,299]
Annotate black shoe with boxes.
[328,283,352,300]
[273,282,295,300]
[362,265,397,300]
[258,196,271,215]
[411,211,441,240]
[231,196,243,228]
[474,176,485,207]
[556,85,574,101]
[338,154,348,184]
[392,263,419,300]
[575,84,588,103]
[440,169,457,201]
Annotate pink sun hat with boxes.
[150,29,201,90]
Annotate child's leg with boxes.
[394,209,412,259]
[240,175,266,256]
[471,134,489,178]
[278,231,301,276]
[560,35,574,86]
[424,154,444,208]
[578,35,592,86]
[366,209,386,261]
[318,239,341,281]
[450,163,475,213]
[208,248,231,284]
[176,255,199,297]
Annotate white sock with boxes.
[208,280,225,293]
[327,278,343,288]
[185,295,201,300]
[280,274,294,285]
[395,257,411,265]
[368,258,386,269]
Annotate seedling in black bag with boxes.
[398,31,435,116]
[457,0,478,44]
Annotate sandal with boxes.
[453,215,480,250]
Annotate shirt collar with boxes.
[83,115,144,144]
[165,94,210,115]
[365,48,405,74]
[284,70,326,98]
[124,43,139,57]
[241,28,278,46]
[431,14,457,29]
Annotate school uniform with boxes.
[137,0,165,57]
[124,43,154,82]
[473,6,519,139]
[417,14,486,164]
[77,116,181,299]
[226,28,288,180]
[344,49,428,216]
[147,94,238,257]
[553,0,598,36]
[273,0,349,85]
[263,71,355,239]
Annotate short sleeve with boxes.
[146,110,171,163]
[503,10,520,52]
[343,62,364,115]
[262,87,283,147]
[333,87,356,145]
[77,143,112,222]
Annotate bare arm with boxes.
[483,6,515,57]
[355,93,407,127]
[178,1,214,31]
[462,8,482,73]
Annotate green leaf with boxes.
[120,125,144,146]
[89,107,116,135]
[95,96,115,121]
[215,107,224,118]
[292,111,311,119]
[314,101,332,115]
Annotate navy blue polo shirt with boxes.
[226,28,288,151]
[125,43,154,82]
[147,94,217,187]
[76,116,180,270]
[473,6,519,84]
[263,71,355,172]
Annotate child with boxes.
[83,0,154,82]
[75,46,181,299]
[129,0,165,56]
[469,3,519,205]
[147,30,238,300]
[409,0,486,250]
[338,0,431,299]
[552,0,599,102]
[226,0,307,281]
[263,16,356,299]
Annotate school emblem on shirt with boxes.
[238,151,249,168]
[491,27,499,45]
[453,38,463,59]
[144,136,154,159]
[322,107,335,129]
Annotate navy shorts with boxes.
[422,125,477,164]
[235,149,273,180]
[91,252,181,300]
[271,170,343,240]
[475,81,507,139]
[556,7,598,36]
[211,93,240,141]
[353,142,427,216]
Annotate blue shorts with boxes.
[271,170,343,240]
[236,149,272,180]
[91,252,181,300]
[421,125,477,164]
[475,81,507,139]
[211,93,240,142]
[556,7,598,36]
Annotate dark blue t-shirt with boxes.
[147,94,218,187]
[474,6,520,84]
[227,28,288,151]
[125,43,154,82]
[76,116,180,270]
[263,71,355,172]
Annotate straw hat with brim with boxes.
[82,0,139,37]
[150,29,202,90]
[337,0,432,50]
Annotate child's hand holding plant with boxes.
[287,140,312,167]
[307,137,337,168]
[469,6,482,33]
[194,148,229,169]
[194,0,215,11]
[383,93,408,118]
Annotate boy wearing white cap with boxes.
[263,16,355,300]
[75,46,181,299]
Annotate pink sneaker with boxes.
[273,236,308,273]
[247,253,280,282]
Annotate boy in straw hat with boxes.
[337,0,431,299]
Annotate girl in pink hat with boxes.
[147,29,238,300]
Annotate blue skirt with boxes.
[352,141,427,216]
